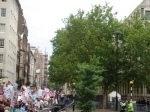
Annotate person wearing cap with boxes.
[128,101,134,112]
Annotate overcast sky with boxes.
[19,0,143,58]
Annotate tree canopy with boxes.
[49,3,150,110]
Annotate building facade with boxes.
[30,46,45,89]
[0,0,47,89]
[0,0,20,83]
[128,0,150,20]
[17,1,29,85]
[43,51,48,86]
[29,49,36,86]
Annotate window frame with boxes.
[0,69,2,76]
[0,54,3,63]
[0,39,4,48]
[1,8,6,17]
[145,10,150,20]
[0,24,5,33]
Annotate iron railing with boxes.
[58,100,74,112]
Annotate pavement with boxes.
[66,108,118,112]
[41,103,119,112]
[41,107,118,112]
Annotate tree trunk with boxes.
[102,84,108,109]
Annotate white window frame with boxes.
[0,39,4,48]
[0,54,3,63]
[0,24,5,33]
[1,8,6,17]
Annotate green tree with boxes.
[49,3,123,108]
[119,11,150,87]
[75,57,103,112]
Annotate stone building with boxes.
[30,46,44,89]
[0,0,21,83]
[17,0,29,85]
[43,51,48,86]
[0,0,46,88]
[29,49,36,86]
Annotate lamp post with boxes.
[130,80,134,101]
[113,30,123,111]
[72,83,76,112]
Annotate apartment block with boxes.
[0,0,47,89]
[0,0,21,84]
[128,0,150,20]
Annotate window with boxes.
[145,10,150,20]
[2,0,6,2]
[0,69,2,76]
[1,8,6,17]
[0,24,5,32]
[0,54,3,63]
[141,8,144,18]
[0,39,4,48]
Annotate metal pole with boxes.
[113,30,123,111]
[130,84,132,101]
[115,34,119,111]
[73,102,75,112]
[73,88,75,112]
[130,83,132,101]
[130,80,133,101]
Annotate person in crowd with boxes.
[128,101,134,112]
[4,99,10,112]
[147,99,150,111]
[43,99,48,107]
[39,97,44,110]
[136,99,141,111]
[60,90,65,103]
[34,98,40,110]
[120,101,126,112]
[20,103,25,111]
[141,97,146,106]
[140,97,146,111]
[0,101,5,112]
[63,95,68,106]
[147,99,150,105]
[28,103,35,112]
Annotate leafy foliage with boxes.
[48,3,150,109]
[75,57,103,112]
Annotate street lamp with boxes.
[130,80,134,101]
[72,82,76,112]
[113,30,123,111]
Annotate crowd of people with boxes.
[136,97,150,111]
[136,97,149,106]
[120,100,134,112]
[120,97,150,112]
[0,81,68,112]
